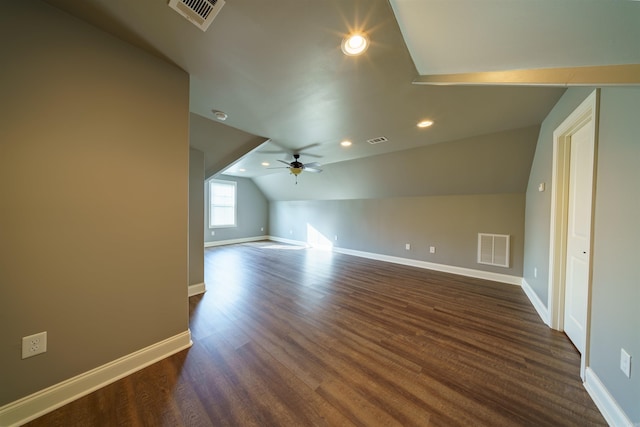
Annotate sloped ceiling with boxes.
[44,0,640,201]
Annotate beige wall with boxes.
[0,1,190,405]
[189,148,205,285]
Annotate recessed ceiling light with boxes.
[340,140,352,147]
[417,120,434,128]
[238,168,246,172]
[261,162,270,166]
[341,33,369,56]
[212,110,228,121]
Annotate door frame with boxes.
[548,89,599,380]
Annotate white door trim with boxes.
[548,89,599,380]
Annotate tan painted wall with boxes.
[189,148,205,285]
[0,1,190,405]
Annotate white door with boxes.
[563,121,595,353]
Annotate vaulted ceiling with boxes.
[45,0,640,200]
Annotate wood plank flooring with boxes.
[26,242,605,426]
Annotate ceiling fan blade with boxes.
[267,166,290,170]
[296,142,320,152]
[277,159,292,166]
[304,162,322,169]
[297,151,323,158]
[304,167,323,173]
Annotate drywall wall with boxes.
[523,87,640,422]
[588,87,640,422]
[204,176,269,243]
[189,148,205,286]
[0,1,189,405]
[270,193,525,277]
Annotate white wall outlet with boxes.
[289,229,293,235]
[534,267,538,278]
[620,348,632,378]
[429,246,436,254]
[22,331,47,359]
[260,227,264,232]
[334,235,338,241]
[405,243,411,250]
[211,230,215,236]
[538,182,545,192]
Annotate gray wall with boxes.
[204,176,269,243]
[523,87,595,302]
[189,148,205,285]
[0,1,190,405]
[523,87,640,422]
[270,193,525,276]
[589,88,640,421]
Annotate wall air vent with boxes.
[168,0,225,32]
[367,136,388,145]
[477,233,510,268]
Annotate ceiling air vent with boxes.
[367,136,388,145]
[168,0,225,32]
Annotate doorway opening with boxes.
[548,89,599,380]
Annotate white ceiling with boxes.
[45,0,639,186]
[392,0,640,76]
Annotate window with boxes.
[209,180,236,228]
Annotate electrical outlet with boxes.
[211,231,215,236]
[22,332,47,359]
[534,267,538,278]
[260,227,264,232]
[405,243,411,250]
[429,246,436,254]
[334,235,338,241]
[620,348,631,378]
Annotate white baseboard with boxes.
[266,237,521,286]
[267,236,310,247]
[204,235,269,248]
[188,282,206,297]
[584,367,634,427]
[521,278,551,325]
[0,330,192,427]
[332,246,522,286]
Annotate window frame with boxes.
[208,179,237,229]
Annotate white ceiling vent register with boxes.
[168,0,225,31]
[477,233,510,268]
[367,136,388,145]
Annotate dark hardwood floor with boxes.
[27,242,605,426]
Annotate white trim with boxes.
[0,331,192,427]
[332,246,522,286]
[188,282,206,297]
[266,236,520,285]
[584,368,634,427]
[204,235,269,248]
[267,236,310,247]
[521,278,551,325]
[548,89,599,381]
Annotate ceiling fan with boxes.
[272,154,323,184]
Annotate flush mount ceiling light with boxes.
[212,110,228,121]
[417,120,434,128]
[340,140,352,147]
[261,162,270,166]
[341,33,369,56]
